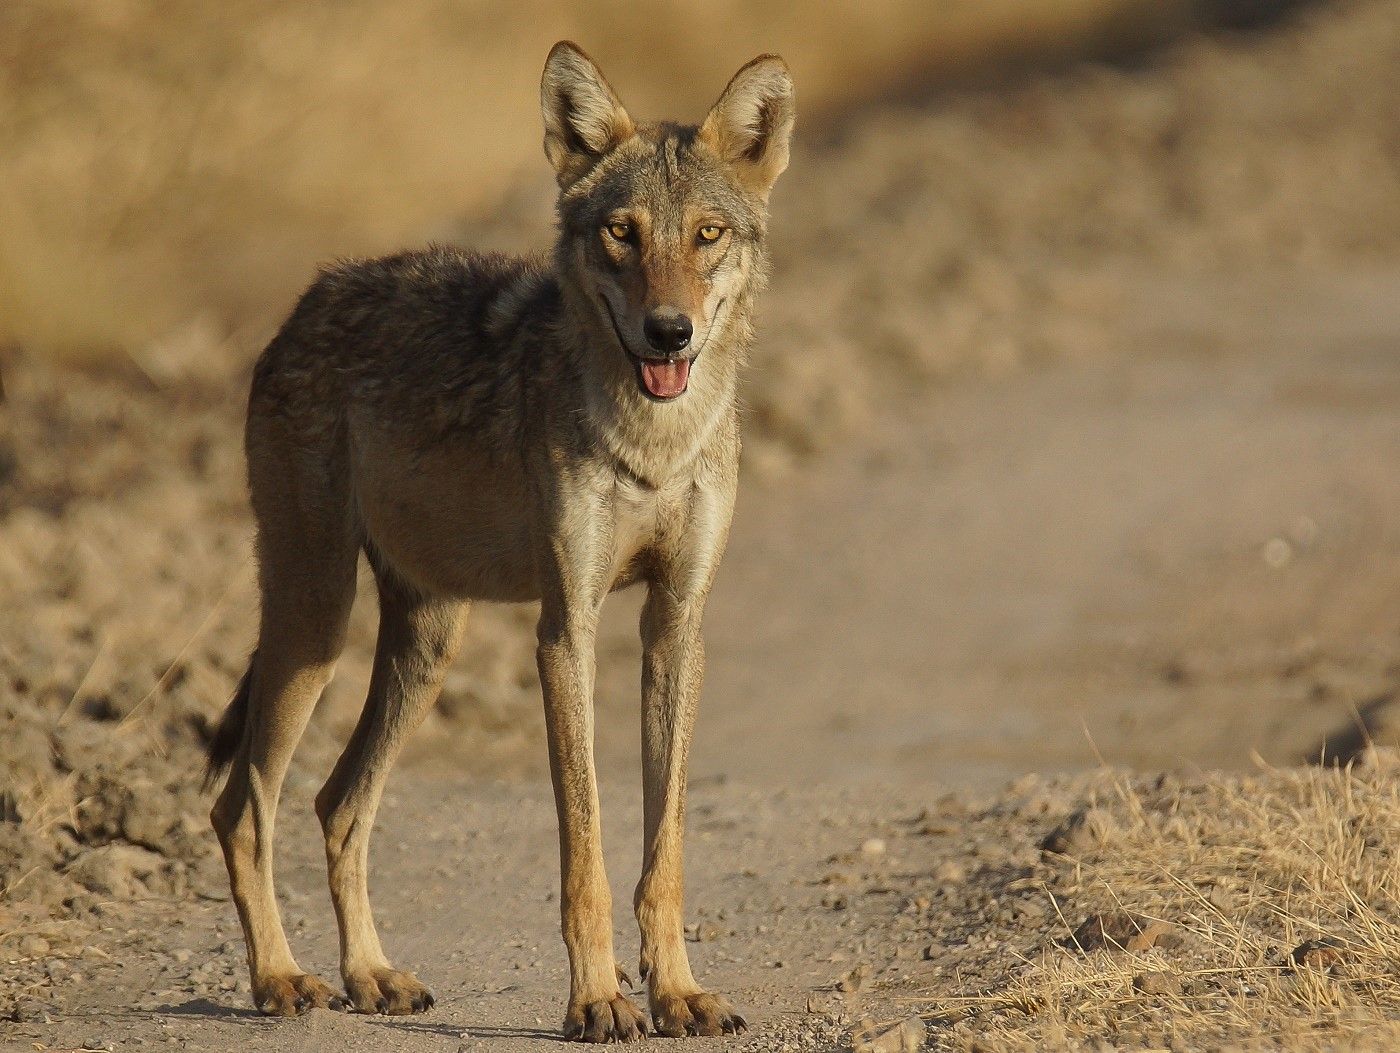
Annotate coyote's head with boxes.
[542,42,794,403]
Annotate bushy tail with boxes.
[203,652,256,793]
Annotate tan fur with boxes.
[205,41,793,1041]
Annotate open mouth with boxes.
[628,353,692,400]
[601,297,707,402]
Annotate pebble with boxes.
[1012,898,1047,923]
[853,1016,924,1053]
[19,935,50,958]
[1133,970,1183,997]
[1040,807,1114,857]
[1069,912,1172,953]
[1291,937,1344,971]
[932,861,965,884]
[683,922,723,942]
[838,963,870,993]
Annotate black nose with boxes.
[643,312,693,355]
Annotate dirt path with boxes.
[5,778,949,1053]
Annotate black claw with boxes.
[328,995,346,1012]
[293,995,310,1014]
[375,996,390,1015]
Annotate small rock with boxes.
[66,843,166,898]
[172,949,192,964]
[7,999,47,1024]
[822,892,849,910]
[1069,912,1172,953]
[838,963,870,993]
[921,945,937,961]
[1206,883,1234,913]
[1133,970,1183,997]
[82,1039,115,1052]
[932,861,965,884]
[683,922,722,943]
[18,935,50,958]
[1291,937,1344,971]
[806,992,832,1014]
[1041,807,1115,857]
[853,1016,924,1053]
[1263,537,1292,568]
[1012,898,1047,923]
[861,838,887,857]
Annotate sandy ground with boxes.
[5,2,1400,1048]
[8,764,1400,1052]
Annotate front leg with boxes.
[538,586,648,1042]
[635,584,746,1037]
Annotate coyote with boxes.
[203,41,794,1041]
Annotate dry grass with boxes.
[0,0,1199,360]
[919,760,1400,1050]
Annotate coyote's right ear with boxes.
[541,41,635,188]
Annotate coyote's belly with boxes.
[353,433,662,604]
[353,435,541,602]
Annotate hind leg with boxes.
[211,416,359,1016]
[315,569,467,1015]
[211,578,356,1014]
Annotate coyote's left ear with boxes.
[541,41,635,188]
[699,55,795,199]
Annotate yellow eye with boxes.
[607,222,631,242]
[698,225,724,243]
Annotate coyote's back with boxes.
[249,248,554,454]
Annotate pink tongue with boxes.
[640,358,690,399]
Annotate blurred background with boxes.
[3,0,1400,876]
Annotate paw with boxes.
[345,966,436,1015]
[563,992,649,1043]
[651,991,746,1038]
[254,972,346,1016]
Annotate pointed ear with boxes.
[699,55,795,199]
[540,41,635,188]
